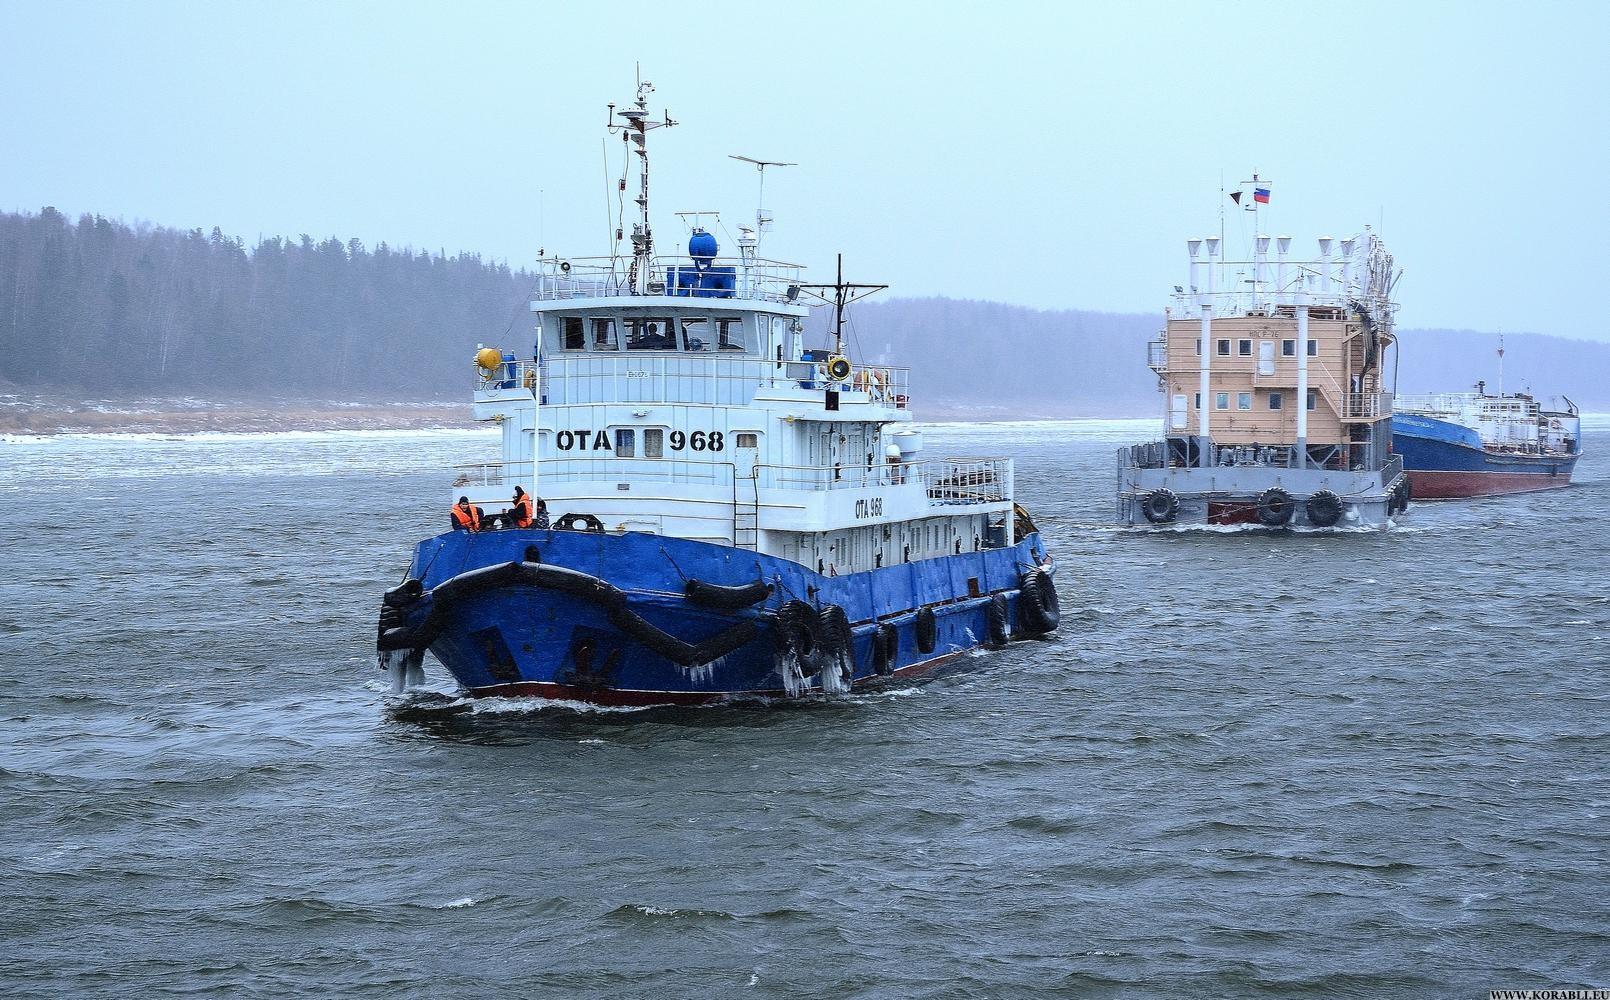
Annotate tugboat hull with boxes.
[378,528,1056,704]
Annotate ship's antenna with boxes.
[728,155,796,249]
[1497,334,1505,399]
[607,73,676,294]
[794,254,887,357]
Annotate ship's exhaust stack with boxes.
[1276,236,1292,306]
[1255,235,1271,311]
[1318,236,1334,298]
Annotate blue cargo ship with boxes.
[1392,386,1581,498]
[373,79,1059,705]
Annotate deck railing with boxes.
[453,455,1013,508]
[476,356,911,408]
[531,255,805,305]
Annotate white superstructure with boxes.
[456,80,1017,577]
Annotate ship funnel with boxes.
[1318,236,1334,298]
[1254,236,1271,310]
[1187,239,1202,298]
[1204,237,1220,296]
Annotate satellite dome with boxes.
[688,228,718,263]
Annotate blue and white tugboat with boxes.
[374,79,1058,705]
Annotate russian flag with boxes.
[1253,186,1271,204]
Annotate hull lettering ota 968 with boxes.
[372,77,1058,705]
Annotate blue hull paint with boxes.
[397,529,1052,702]
[1392,413,1580,497]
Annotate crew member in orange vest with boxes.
[451,496,481,532]
[510,486,534,528]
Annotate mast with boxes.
[608,73,676,294]
[796,254,887,357]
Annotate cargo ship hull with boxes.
[1393,413,1580,499]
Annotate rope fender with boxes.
[378,561,761,669]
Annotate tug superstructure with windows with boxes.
[1118,225,1411,528]
[374,80,1058,704]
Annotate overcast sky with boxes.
[2,1,1606,339]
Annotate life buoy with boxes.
[1016,568,1060,634]
[554,512,604,533]
[986,593,1010,648]
[1256,487,1296,527]
[1141,488,1179,524]
[915,606,938,654]
[1305,490,1344,528]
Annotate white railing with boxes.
[1340,391,1393,420]
[532,255,805,305]
[452,461,533,488]
[458,455,1012,506]
[1147,338,1168,372]
[476,356,911,409]
[921,458,1013,505]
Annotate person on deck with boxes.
[451,496,481,532]
[534,498,550,530]
[511,486,534,529]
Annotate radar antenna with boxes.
[794,254,887,356]
[608,70,677,294]
[729,155,795,247]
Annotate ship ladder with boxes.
[733,470,760,551]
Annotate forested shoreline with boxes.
[0,207,531,396]
[3,206,1606,418]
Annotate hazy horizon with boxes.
[3,1,1607,341]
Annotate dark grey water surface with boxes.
[2,420,1607,998]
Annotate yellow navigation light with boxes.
[475,347,504,373]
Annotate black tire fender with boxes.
[1256,487,1296,527]
[1017,568,1060,634]
[1305,489,1344,528]
[915,606,938,654]
[1141,488,1179,524]
[986,593,1010,648]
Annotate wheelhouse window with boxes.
[1237,339,1252,356]
[591,317,617,351]
[625,318,677,350]
[1215,392,1229,410]
[644,428,664,458]
[1217,339,1231,356]
[717,317,748,351]
[680,317,710,351]
[1268,391,1284,410]
[614,428,635,457]
[561,316,585,350]
[1282,339,1296,357]
[1237,392,1251,410]
[1307,339,1318,357]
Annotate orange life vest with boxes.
[512,493,533,529]
[452,501,481,531]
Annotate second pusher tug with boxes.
[375,80,1059,704]
[1119,179,1411,529]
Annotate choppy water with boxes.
[2,419,1607,998]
